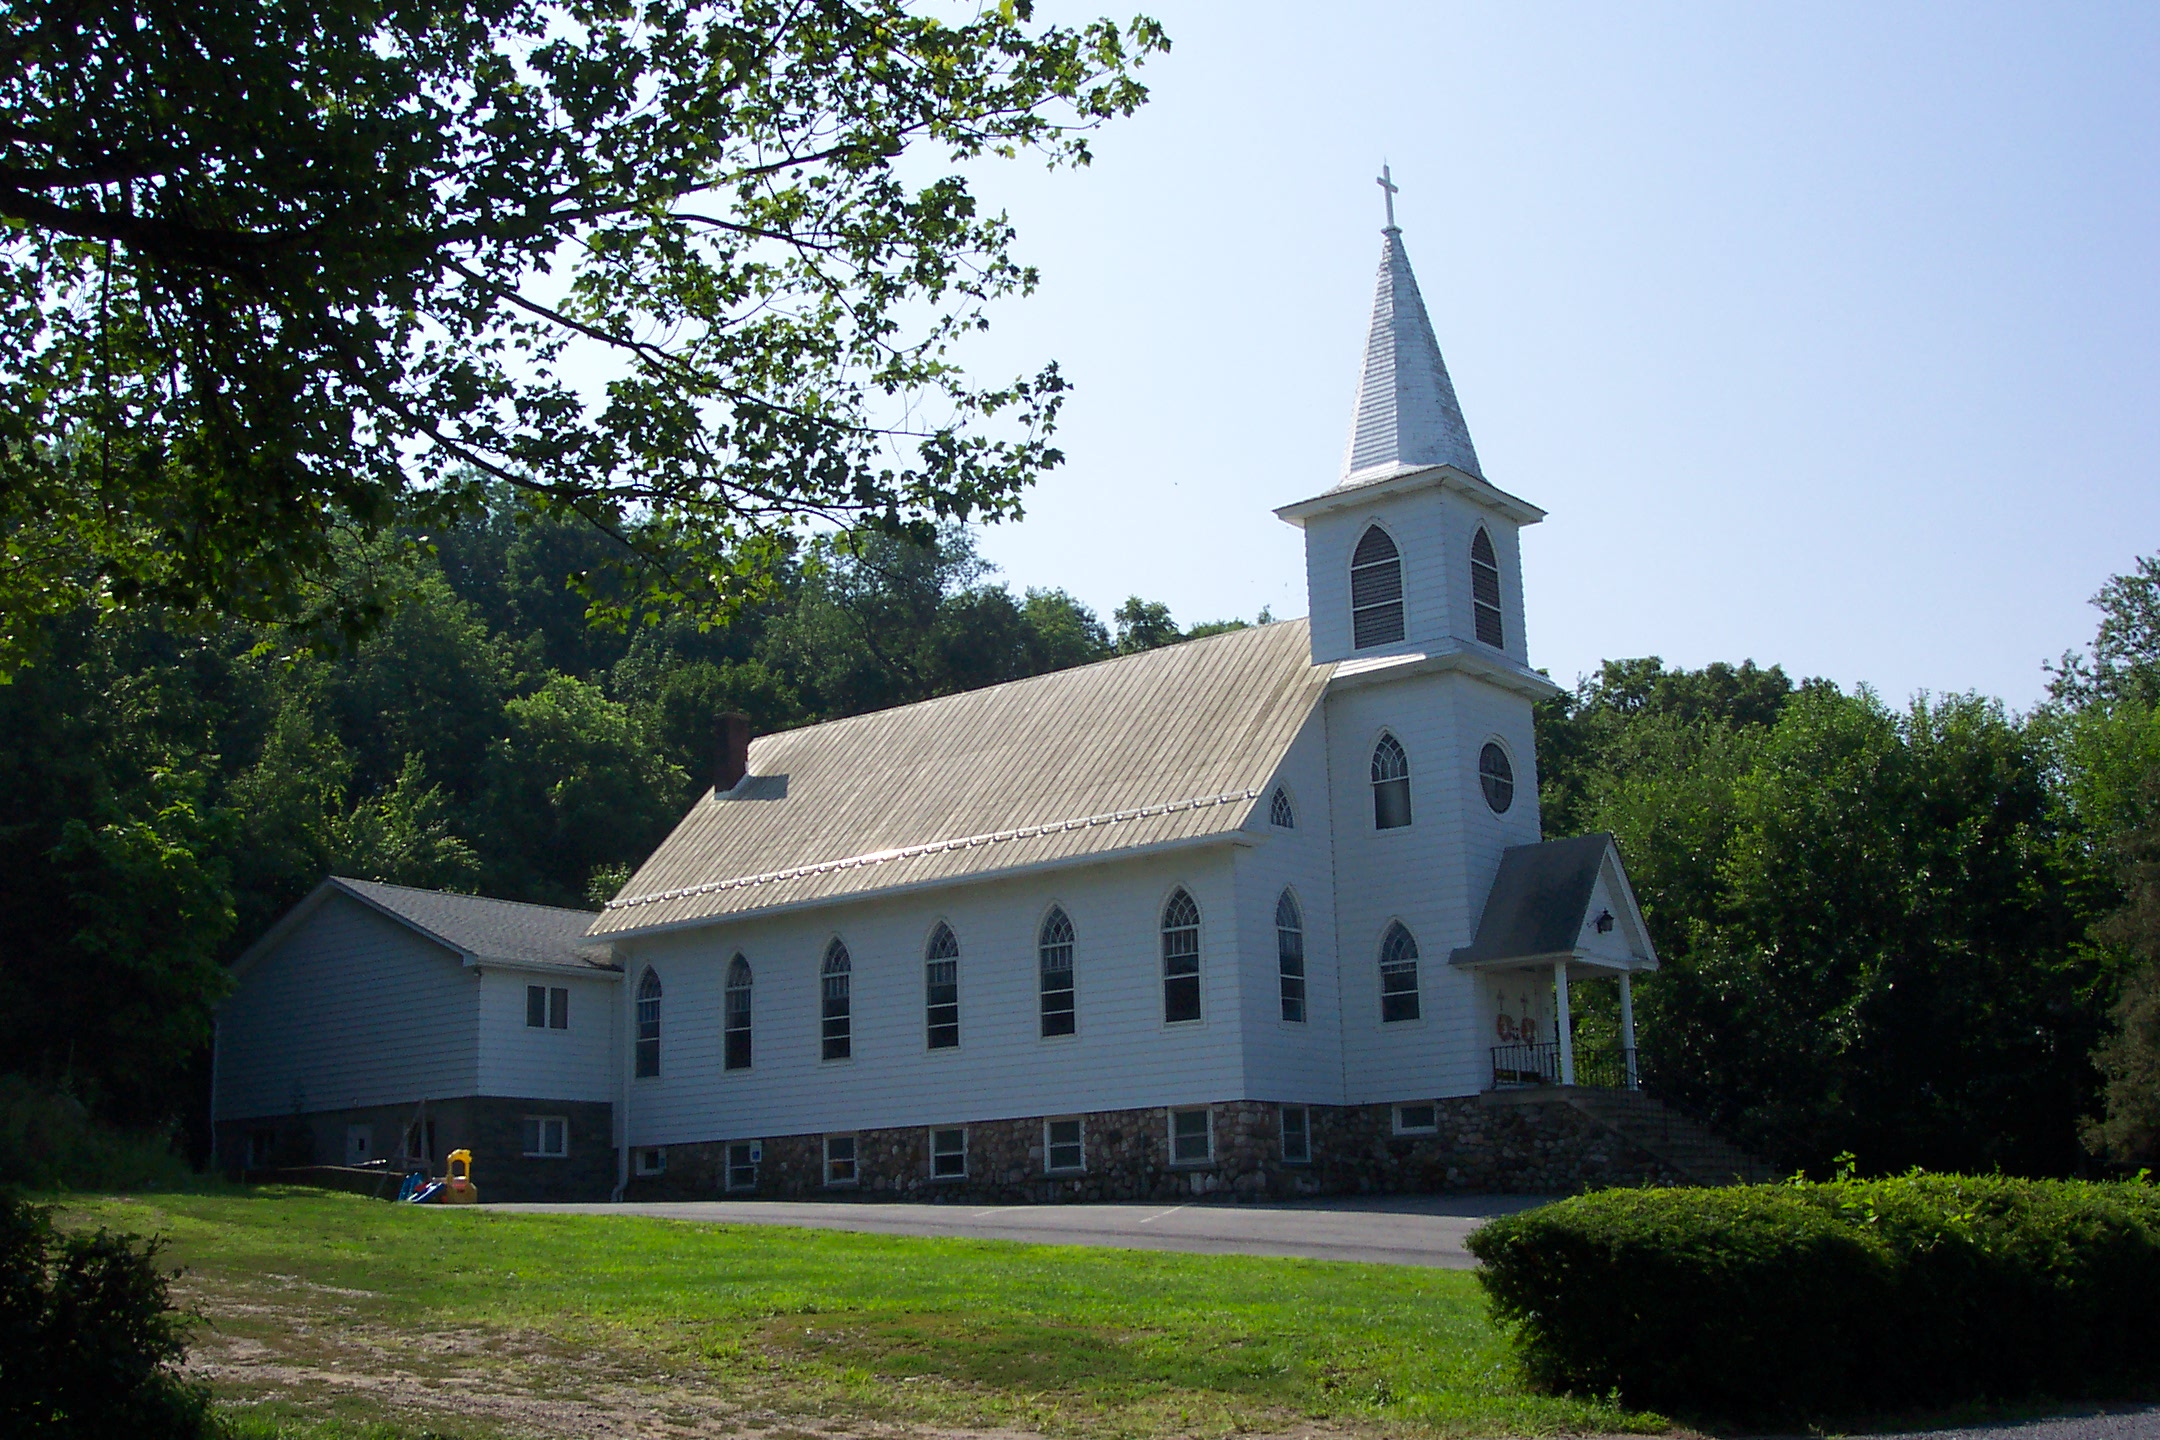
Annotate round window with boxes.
[1479,742,1514,814]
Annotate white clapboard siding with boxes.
[616,847,1251,1148]
[476,969,620,1103]
[1232,711,1347,1104]
[215,893,479,1121]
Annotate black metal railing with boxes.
[1490,1043,1638,1090]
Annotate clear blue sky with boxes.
[943,1,2158,708]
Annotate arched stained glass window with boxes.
[925,922,960,1050]
[1161,889,1202,1024]
[1372,733,1413,830]
[1479,742,1515,814]
[1379,922,1421,1023]
[1471,528,1504,648]
[1269,787,1295,828]
[1039,908,1076,1037]
[1350,526,1405,648]
[635,968,662,1077]
[1276,890,1306,1023]
[821,940,852,1061]
[723,956,752,1071]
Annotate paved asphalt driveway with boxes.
[492,1192,1553,1267]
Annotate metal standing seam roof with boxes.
[592,620,1334,938]
[1340,224,1483,484]
[331,878,614,971]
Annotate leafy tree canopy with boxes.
[0,0,1165,673]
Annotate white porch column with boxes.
[1554,958,1576,1086]
[1618,971,1638,1089]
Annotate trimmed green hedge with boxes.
[1465,1175,2160,1423]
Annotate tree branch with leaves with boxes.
[0,0,1166,673]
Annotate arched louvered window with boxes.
[1039,907,1076,1037]
[924,922,960,1050]
[820,940,852,1061]
[1161,889,1202,1023]
[1379,922,1421,1023]
[1350,526,1405,649]
[634,969,662,1077]
[1276,890,1306,1023]
[1269,787,1295,828]
[1479,742,1515,814]
[1372,733,1413,830]
[1471,528,1504,647]
[723,956,752,1070]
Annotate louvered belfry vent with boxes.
[1470,528,1504,648]
[1350,525,1405,649]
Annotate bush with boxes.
[0,1193,223,1437]
[0,1075,203,1192]
[1466,1174,2160,1423]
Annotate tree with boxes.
[0,0,1165,672]
[2084,802,2160,1164]
[1113,596,1180,653]
[2049,554,2160,709]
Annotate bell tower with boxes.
[1276,170,1544,675]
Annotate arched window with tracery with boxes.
[1350,526,1405,648]
[1372,733,1413,830]
[1269,787,1295,828]
[1039,907,1076,1037]
[1276,890,1306,1023]
[821,940,852,1061]
[1161,889,1202,1023]
[634,968,662,1077]
[723,956,752,1071]
[925,922,960,1050]
[1379,922,1421,1023]
[1471,528,1504,647]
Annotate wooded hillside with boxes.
[1,503,2152,1180]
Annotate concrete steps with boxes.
[1565,1089,1780,1186]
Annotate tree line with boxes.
[1539,559,2160,1175]
[0,495,1249,1136]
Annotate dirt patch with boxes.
[178,1272,1368,1440]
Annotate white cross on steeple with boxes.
[1376,163,1399,230]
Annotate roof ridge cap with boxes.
[749,617,1315,751]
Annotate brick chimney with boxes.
[716,712,751,795]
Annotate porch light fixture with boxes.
[1593,910,1615,934]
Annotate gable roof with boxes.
[233,877,615,979]
[1449,833,1657,970]
[592,620,1332,938]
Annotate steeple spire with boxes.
[1341,171,1483,482]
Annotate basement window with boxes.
[824,1135,858,1186]
[1281,1106,1311,1164]
[522,1116,569,1158]
[1394,1104,1438,1136]
[1169,1107,1213,1166]
[930,1127,967,1180]
[1045,1118,1084,1173]
[726,1142,760,1192]
[635,1146,667,1175]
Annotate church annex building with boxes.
[214,210,1764,1203]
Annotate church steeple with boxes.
[1341,169,1483,483]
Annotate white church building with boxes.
[215,206,1767,1203]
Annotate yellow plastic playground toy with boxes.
[440,1149,479,1204]
[404,1149,479,1204]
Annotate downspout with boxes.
[612,959,632,1202]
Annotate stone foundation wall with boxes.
[217,1095,615,1202]
[624,1089,1688,1203]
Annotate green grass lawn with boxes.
[54,1189,1664,1440]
